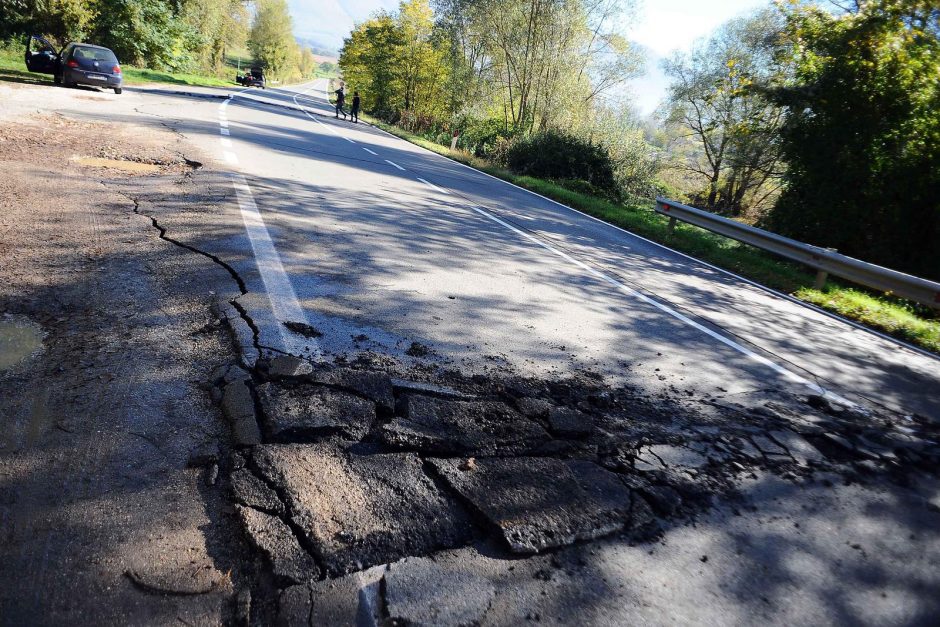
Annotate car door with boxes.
[25,35,59,74]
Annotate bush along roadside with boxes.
[361,112,940,356]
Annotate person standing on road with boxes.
[334,86,347,120]
[351,91,361,123]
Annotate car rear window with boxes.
[73,47,118,65]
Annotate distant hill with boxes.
[296,37,339,58]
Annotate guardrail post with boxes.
[812,248,837,290]
[668,216,676,234]
[814,269,829,290]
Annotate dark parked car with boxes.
[25,35,123,94]
[236,68,265,89]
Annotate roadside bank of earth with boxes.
[0,107,246,624]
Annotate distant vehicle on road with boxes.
[25,35,123,95]
[236,68,265,89]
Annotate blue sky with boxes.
[288,0,768,114]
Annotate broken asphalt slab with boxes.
[250,444,475,576]
[256,382,377,442]
[382,394,551,456]
[222,378,262,446]
[429,457,641,554]
[237,505,321,586]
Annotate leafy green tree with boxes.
[91,0,194,70]
[179,0,249,72]
[2,0,96,45]
[395,0,448,117]
[765,0,940,279]
[248,0,299,79]
[339,12,403,117]
[298,45,315,78]
[664,8,788,216]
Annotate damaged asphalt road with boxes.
[219,353,940,625]
[1,81,940,626]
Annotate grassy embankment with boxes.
[361,112,940,355]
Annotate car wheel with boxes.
[53,72,61,85]
[61,74,72,88]
[114,87,122,95]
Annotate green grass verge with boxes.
[363,113,940,355]
[795,288,940,353]
[121,67,233,87]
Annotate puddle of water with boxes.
[74,156,162,173]
[0,318,44,370]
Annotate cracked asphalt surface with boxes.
[1,78,939,626]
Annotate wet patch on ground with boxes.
[0,314,44,373]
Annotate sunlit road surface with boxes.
[138,78,938,422]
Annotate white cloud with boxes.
[630,0,767,57]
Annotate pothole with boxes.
[73,156,163,174]
[0,315,44,371]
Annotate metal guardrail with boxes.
[654,197,940,308]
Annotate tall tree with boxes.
[298,45,315,78]
[664,8,788,216]
[248,0,299,79]
[765,0,940,279]
[395,0,448,117]
[92,0,194,69]
[179,0,249,72]
[339,12,402,117]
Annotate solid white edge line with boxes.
[417,177,449,194]
[363,120,937,362]
[466,204,854,407]
[385,159,405,171]
[230,173,320,357]
[223,86,320,358]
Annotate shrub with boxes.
[506,131,619,198]
[455,117,514,159]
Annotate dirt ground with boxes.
[0,107,245,624]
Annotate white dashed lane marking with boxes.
[417,178,449,194]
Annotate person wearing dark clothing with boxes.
[351,92,361,123]
[334,87,347,119]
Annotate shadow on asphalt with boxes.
[48,83,940,423]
